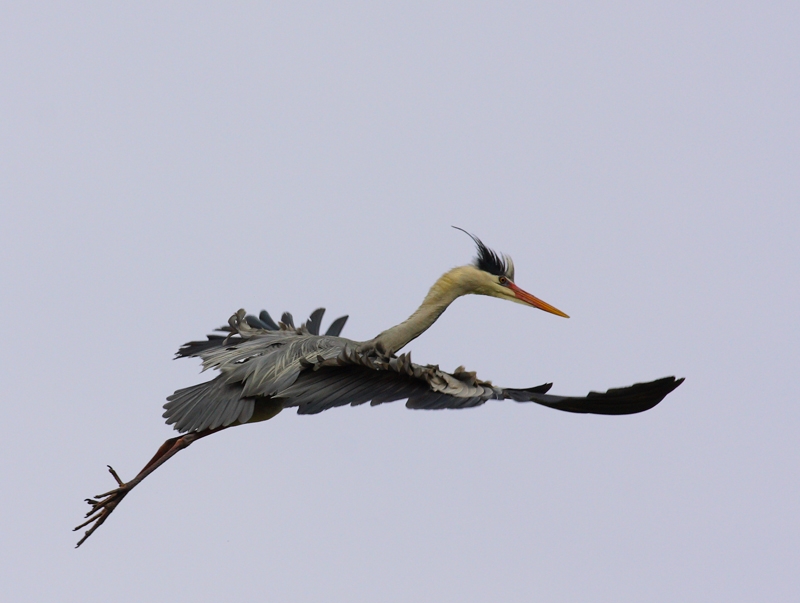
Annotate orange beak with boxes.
[509,282,570,318]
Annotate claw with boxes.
[94,485,126,499]
[107,465,124,487]
[74,470,131,547]
[75,428,218,547]
[74,513,100,531]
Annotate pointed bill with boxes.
[509,282,570,318]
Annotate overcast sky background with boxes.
[2,2,798,602]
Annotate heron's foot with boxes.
[73,465,135,548]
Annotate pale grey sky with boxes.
[2,2,798,602]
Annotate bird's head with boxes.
[453,227,569,318]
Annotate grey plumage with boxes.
[164,377,253,433]
[324,315,348,337]
[258,310,280,330]
[77,231,683,549]
[161,233,681,435]
[305,308,327,335]
[163,306,682,433]
[244,315,271,331]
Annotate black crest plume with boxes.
[452,227,515,281]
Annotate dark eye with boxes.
[499,276,508,285]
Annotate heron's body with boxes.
[75,231,683,547]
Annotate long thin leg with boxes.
[74,427,223,547]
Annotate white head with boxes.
[453,227,569,318]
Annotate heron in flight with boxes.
[75,229,682,547]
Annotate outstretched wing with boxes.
[164,307,683,433]
[276,349,682,416]
[277,351,509,414]
[501,376,684,415]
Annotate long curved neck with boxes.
[368,266,480,356]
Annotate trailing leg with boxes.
[74,428,221,547]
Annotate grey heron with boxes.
[74,229,683,547]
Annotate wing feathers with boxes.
[370,383,420,405]
[306,308,325,336]
[167,306,681,433]
[245,315,272,330]
[325,316,348,337]
[258,310,280,330]
[503,377,684,415]
[164,376,253,433]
